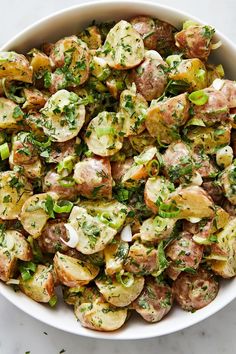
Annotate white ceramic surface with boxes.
[0,0,236,341]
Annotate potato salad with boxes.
[0,15,236,332]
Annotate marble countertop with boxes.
[1,0,236,353]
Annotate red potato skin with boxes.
[12,140,38,165]
[173,268,219,311]
[202,181,223,205]
[130,16,177,56]
[192,88,230,125]
[38,220,69,254]
[48,139,76,163]
[0,250,17,282]
[166,232,203,270]
[192,153,217,178]
[130,57,168,101]
[175,26,214,61]
[132,278,173,322]
[74,157,112,199]
[222,199,236,217]
[43,171,78,200]
[111,158,134,182]
[124,243,158,275]
[215,80,236,108]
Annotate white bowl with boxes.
[1,0,236,340]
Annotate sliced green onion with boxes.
[0,143,10,160]
[189,90,209,106]
[196,69,206,81]
[165,54,182,67]
[57,156,75,175]
[184,118,206,128]
[153,216,168,232]
[59,177,75,188]
[19,261,37,281]
[147,159,159,177]
[116,272,134,288]
[158,203,180,218]
[49,295,57,307]
[53,200,73,214]
[183,20,199,30]
[30,136,51,149]
[97,127,115,137]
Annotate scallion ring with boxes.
[0,142,10,160]
[189,90,209,106]
[116,272,134,288]
[158,202,180,218]
[147,159,159,177]
[53,200,73,214]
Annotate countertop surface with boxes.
[1,0,236,353]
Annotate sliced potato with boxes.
[85,111,123,156]
[119,89,148,136]
[9,152,43,180]
[0,171,33,220]
[0,98,23,129]
[74,157,112,200]
[68,206,117,254]
[0,248,17,282]
[19,264,55,303]
[79,26,102,50]
[140,216,176,243]
[129,131,156,153]
[29,49,52,79]
[95,274,144,307]
[146,93,190,145]
[144,176,173,214]
[80,200,128,231]
[1,230,32,261]
[169,58,207,91]
[104,238,129,276]
[40,90,85,142]
[0,52,33,83]
[210,218,236,278]
[75,300,127,331]
[20,192,58,238]
[50,35,90,86]
[121,146,157,185]
[54,252,99,287]
[103,20,144,70]
[186,125,231,154]
[220,163,236,205]
[166,186,215,219]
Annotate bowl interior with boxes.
[1,0,236,340]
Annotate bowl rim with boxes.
[0,0,236,340]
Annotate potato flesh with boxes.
[166,186,215,219]
[0,52,33,83]
[104,20,144,70]
[75,300,127,331]
[2,230,32,261]
[95,275,144,307]
[0,98,23,129]
[20,192,58,237]
[54,252,99,287]
[19,264,55,303]
[119,89,148,136]
[0,171,33,220]
[40,89,85,142]
[85,111,123,156]
[68,206,117,254]
[211,218,236,278]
